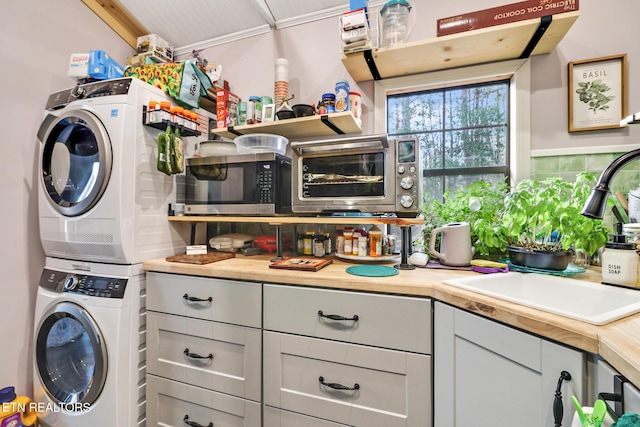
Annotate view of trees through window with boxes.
[387,80,510,203]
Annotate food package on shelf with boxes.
[136,33,174,63]
[68,50,124,81]
[216,87,241,128]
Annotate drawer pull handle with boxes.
[318,310,359,322]
[183,293,213,303]
[183,415,213,427]
[319,376,360,391]
[183,348,213,360]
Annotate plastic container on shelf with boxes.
[349,91,362,125]
[380,0,413,47]
[233,133,289,155]
[335,80,350,112]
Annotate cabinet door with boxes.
[147,311,262,401]
[263,331,431,427]
[434,302,584,427]
[146,375,261,427]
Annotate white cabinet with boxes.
[145,272,262,426]
[263,284,432,426]
[434,302,585,427]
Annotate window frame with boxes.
[374,58,531,187]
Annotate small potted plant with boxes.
[499,172,610,270]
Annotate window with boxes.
[374,59,531,203]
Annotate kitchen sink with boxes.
[443,272,640,325]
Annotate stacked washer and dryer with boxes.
[33,77,206,426]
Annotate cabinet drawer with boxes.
[264,284,431,353]
[146,375,261,427]
[263,331,431,427]
[263,406,351,426]
[147,272,261,327]
[147,311,261,401]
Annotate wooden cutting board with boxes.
[166,252,235,265]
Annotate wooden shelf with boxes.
[169,215,423,227]
[210,111,362,140]
[342,10,579,82]
[170,215,423,268]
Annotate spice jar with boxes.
[343,227,354,255]
[303,231,314,255]
[368,224,383,257]
[335,229,345,254]
[237,102,247,126]
[314,233,326,257]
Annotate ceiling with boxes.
[82,0,386,57]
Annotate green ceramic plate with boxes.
[346,265,399,277]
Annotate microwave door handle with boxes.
[291,134,389,156]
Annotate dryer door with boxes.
[38,109,113,217]
[35,301,108,407]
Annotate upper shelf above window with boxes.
[342,11,579,82]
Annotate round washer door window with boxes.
[35,301,108,407]
[40,109,112,217]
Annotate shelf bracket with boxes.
[227,126,243,137]
[270,223,284,262]
[320,115,345,134]
[363,49,382,81]
[519,15,552,59]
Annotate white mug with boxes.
[429,222,475,266]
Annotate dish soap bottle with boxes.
[602,223,638,288]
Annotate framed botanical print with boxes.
[568,54,628,132]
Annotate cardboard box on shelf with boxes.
[216,88,240,129]
[68,50,124,80]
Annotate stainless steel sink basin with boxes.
[443,272,640,325]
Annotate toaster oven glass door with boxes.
[301,152,386,198]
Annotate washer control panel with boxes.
[39,268,127,299]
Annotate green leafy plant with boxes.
[420,172,611,259]
[500,172,609,256]
[420,180,509,257]
[576,80,615,114]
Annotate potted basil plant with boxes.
[499,172,610,270]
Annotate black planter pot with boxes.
[506,245,573,271]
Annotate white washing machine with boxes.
[33,257,146,427]
[37,77,204,265]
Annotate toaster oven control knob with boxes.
[400,194,414,208]
[398,165,405,174]
[400,176,414,190]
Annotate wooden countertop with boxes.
[143,254,640,387]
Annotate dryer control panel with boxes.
[39,268,127,299]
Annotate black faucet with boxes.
[582,148,640,219]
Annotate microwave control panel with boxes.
[258,162,275,203]
[395,137,421,214]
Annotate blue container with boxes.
[335,80,350,112]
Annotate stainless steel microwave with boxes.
[291,134,421,216]
[184,152,292,215]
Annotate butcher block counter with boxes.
[143,254,640,388]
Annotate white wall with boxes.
[1,0,638,399]
[189,0,640,151]
[0,1,132,396]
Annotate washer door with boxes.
[39,109,112,217]
[35,301,108,406]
